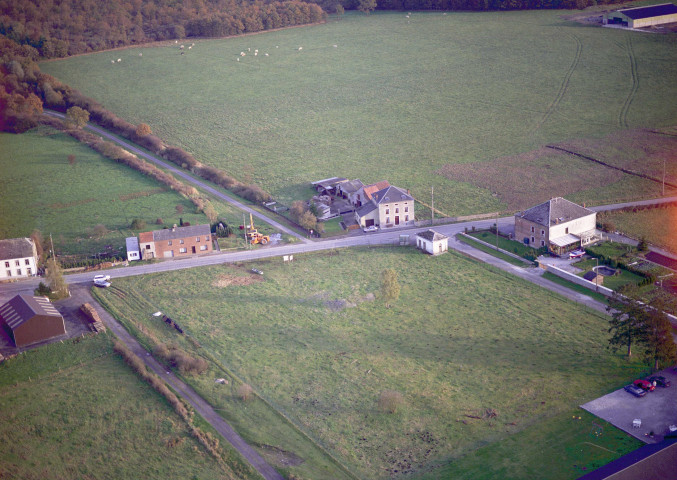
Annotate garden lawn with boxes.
[0,333,256,480]
[94,247,646,479]
[468,230,537,258]
[457,234,528,266]
[0,126,212,255]
[40,10,677,216]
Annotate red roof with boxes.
[363,181,390,201]
[139,231,154,243]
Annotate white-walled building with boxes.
[126,237,140,262]
[416,230,448,255]
[0,238,38,280]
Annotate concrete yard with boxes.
[581,368,677,444]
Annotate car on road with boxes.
[633,379,655,392]
[648,375,671,388]
[93,280,111,288]
[624,384,647,397]
[363,225,379,233]
[93,274,110,283]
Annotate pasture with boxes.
[0,333,255,479]
[0,126,243,255]
[94,247,646,478]
[599,205,677,253]
[41,10,677,216]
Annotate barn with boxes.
[0,295,66,348]
[605,3,677,28]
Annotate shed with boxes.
[605,3,677,28]
[0,295,66,348]
[583,270,603,286]
[416,229,448,255]
[126,236,140,261]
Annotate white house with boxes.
[416,229,448,255]
[0,238,38,280]
[355,185,415,229]
[125,237,140,262]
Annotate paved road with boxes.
[44,110,310,244]
[68,285,283,480]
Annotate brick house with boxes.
[515,197,599,255]
[355,185,415,229]
[139,224,213,260]
[0,238,38,281]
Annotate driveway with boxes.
[581,368,677,443]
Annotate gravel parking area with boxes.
[581,368,677,443]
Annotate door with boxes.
[192,246,196,254]
[395,216,399,225]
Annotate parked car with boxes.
[648,375,671,388]
[363,225,379,233]
[633,379,655,392]
[624,384,647,397]
[569,250,585,259]
[93,274,111,283]
[93,280,111,288]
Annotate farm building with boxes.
[515,197,600,255]
[353,180,390,208]
[337,179,364,206]
[416,230,448,255]
[604,3,677,28]
[125,236,140,262]
[0,237,38,281]
[138,224,212,260]
[355,185,415,229]
[0,295,66,348]
[311,177,348,196]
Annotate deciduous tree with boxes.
[65,106,89,129]
[136,123,152,136]
[607,289,645,358]
[45,256,68,299]
[357,0,377,14]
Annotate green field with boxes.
[600,206,677,253]
[41,10,677,216]
[0,333,256,479]
[0,126,212,255]
[94,247,646,479]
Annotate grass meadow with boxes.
[41,10,677,216]
[600,205,677,253]
[0,126,245,255]
[94,247,647,479]
[0,333,257,480]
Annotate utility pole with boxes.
[495,215,499,250]
[663,157,666,196]
[431,186,434,226]
[243,213,248,249]
[50,233,55,258]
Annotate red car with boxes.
[633,379,655,392]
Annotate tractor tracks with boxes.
[534,30,582,133]
[619,34,639,129]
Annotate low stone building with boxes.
[416,230,448,255]
[138,224,213,260]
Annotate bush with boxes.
[35,282,51,296]
[378,390,404,414]
[238,383,254,401]
[130,218,147,230]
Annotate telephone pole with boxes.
[431,186,434,226]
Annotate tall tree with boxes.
[136,123,152,136]
[642,293,677,371]
[65,106,89,129]
[381,268,400,308]
[357,0,377,14]
[607,289,645,358]
[45,256,69,299]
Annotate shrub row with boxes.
[153,343,209,376]
[113,340,190,421]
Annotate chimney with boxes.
[172,224,177,232]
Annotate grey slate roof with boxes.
[517,197,594,227]
[371,186,414,205]
[356,202,378,217]
[0,238,35,261]
[151,224,210,242]
[0,295,62,330]
[126,236,140,252]
[417,230,448,242]
[339,179,364,194]
[618,3,677,19]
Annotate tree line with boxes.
[0,0,325,58]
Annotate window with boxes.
[196,237,200,242]
[200,245,207,251]
[145,244,151,250]
[15,260,20,266]
[386,208,390,215]
[6,270,11,277]
[541,240,545,247]
[27,268,32,275]
[179,247,187,253]
[531,236,535,243]
[531,226,535,233]
[168,240,172,246]
[180,239,184,244]
[405,206,409,213]
[395,208,399,214]
[25,259,30,265]
[541,230,545,236]
[4,261,8,268]
[205,236,210,241]
[16,269,21,276]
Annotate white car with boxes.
[363,225,379,233]
[93,274,111,283]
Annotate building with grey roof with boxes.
[354,185,415,229]
[138,224,213,260]
[0,238,38,281]
[605,3,677,28]
[416,229,448,255]
[515,197,599,255]
[0,295,66,348]
[125,236,140,262]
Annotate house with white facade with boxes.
[125,237,140,262]
[515,197,599,255]
[0,238,38,281]
[416,230,448,255]
[355,185,415,229]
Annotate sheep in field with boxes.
[298,46,303,51]
[117,58,121,62]
[111,60,115,63]
[265,53,269,56]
